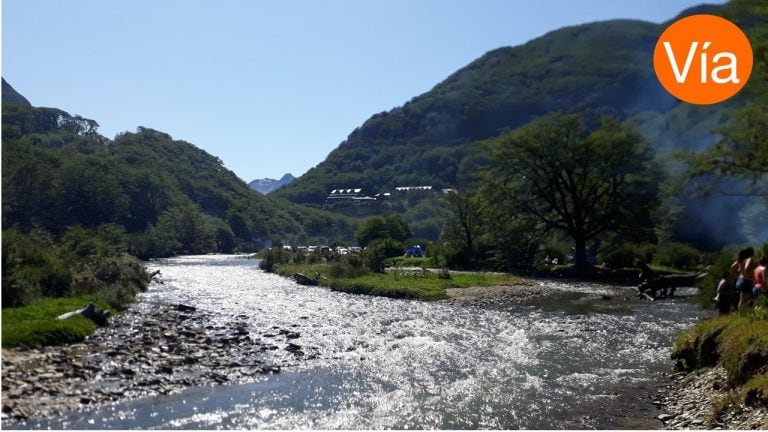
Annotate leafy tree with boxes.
[440,192,482,266]
[485,113,661,271]
[355,214,412,247]
[474,185,544,270]
[680,39,768,200]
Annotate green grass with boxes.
[673,308,768,410]
[276,264,522,301]
[2,297,116,348]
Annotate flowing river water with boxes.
[19,255,710,429]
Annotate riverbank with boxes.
[658,367,768,429]
[1,302,308,427]
[3,260,716,429]
[655,309,768,430]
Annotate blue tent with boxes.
[405,245,425,258]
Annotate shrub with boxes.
[652,242,703,270]
[259,248,286,273]
[70,254,149,310]
[368,238,406,258]
[362,244,387,273]
[2,229,71,307]
[599,243,657,269]
[328,255,366,279]
[600,244,639,269]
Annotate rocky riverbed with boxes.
[1,303,313,427]
[656,367,768,430]
[7,274,756,430]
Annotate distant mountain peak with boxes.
[249,173,295,194]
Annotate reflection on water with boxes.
[18,255,709,429]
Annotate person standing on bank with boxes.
[733,247,757,311]
[754,255,767,304]
[716,269,736,315]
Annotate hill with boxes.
[2,86,355,258]
[273,0,764,204]
[2,79,31,106]
[249,173,295,194]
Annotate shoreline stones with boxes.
[1,304,309,427]
[657,367,768,429]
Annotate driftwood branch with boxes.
[634,258,707,300]
[57,303,111,326]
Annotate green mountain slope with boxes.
[2,78,31,106]
[2,89,355,257]
[274,0,766,206]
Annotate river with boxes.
[18,255,710,429]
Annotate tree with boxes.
[681,39,768,200]
[440,191,482,266]
[485,113,661,271]
[355,214,412,247]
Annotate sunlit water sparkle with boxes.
[16,255,709,429]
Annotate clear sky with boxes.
[2,0,726,182]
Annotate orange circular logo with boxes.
[653,14,753,105]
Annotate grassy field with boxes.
[276,263,523,301]
[2,297,116,348]
[673,307,768,411]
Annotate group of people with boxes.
[716,246,768,314]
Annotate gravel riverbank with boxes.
[1,303,313,427]
[657,367,768,430]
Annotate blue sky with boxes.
[2,0,725,181]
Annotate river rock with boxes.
[175,304,197,313]
[285,343,303,355]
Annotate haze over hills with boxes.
[273,0,763,207]
[248,174,295,194]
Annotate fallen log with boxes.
[634,258,707,300]
[57,303,111,326]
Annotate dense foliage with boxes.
[273,0,767,252]
[274,1,764,206]
[355,214,412,247]
[2,102,355,254]
[483,114,661,271]
[2,95,356,308]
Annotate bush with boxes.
[368,238,406,258]
[2,228,149,309]
[2,229,71,307]
[599,243,656,269]
[328,254,366,279]
[653,242,703,270]
[70,254,149,309]
[259,248,286,273]
[362,244,387,273]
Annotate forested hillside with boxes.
[273,0,764,206]
[2,88,355,258]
